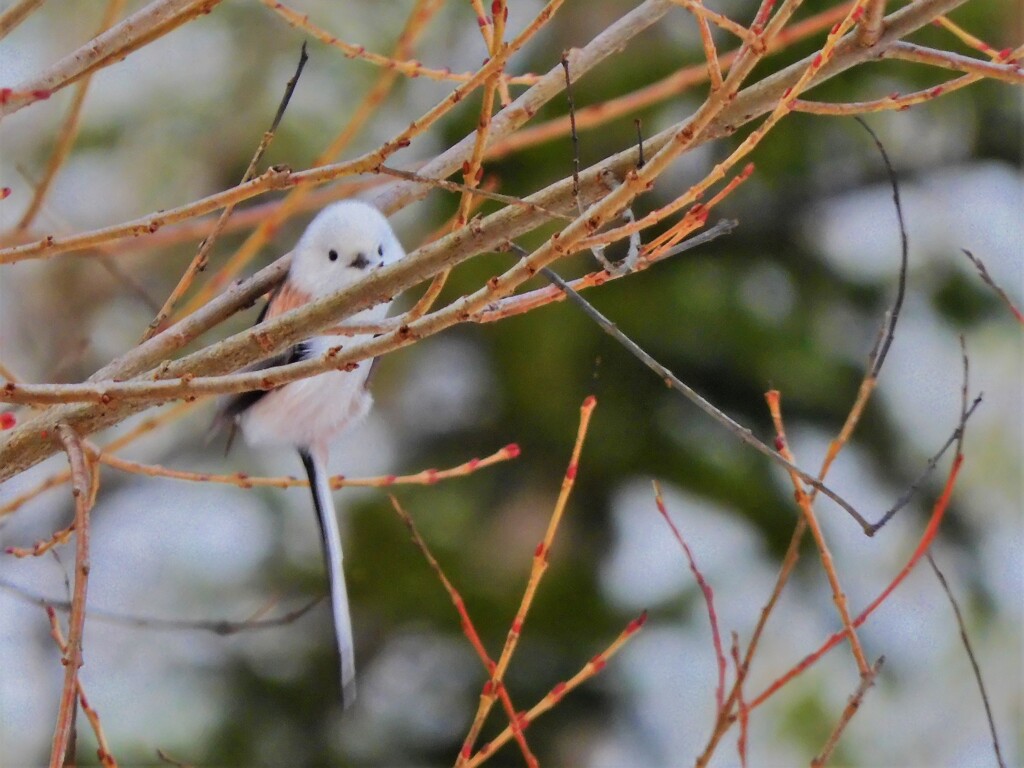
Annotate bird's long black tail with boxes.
[298,447,357,709]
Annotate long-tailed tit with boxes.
[217,200,405,709]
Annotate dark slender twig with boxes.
[926,554,1005,768]
[655,218,737,259]
[0,577,321,635]
[560,50,637,274]
[266,41,309,135]
[533,254,876,534]
[871,336,976,534]
[921,337,1004,767]
[142,41,309,339]
[156,748,196,768]
[854,117,908,377]
[961,249,1024,324]
[97,254,162,313]
[634,118,645,168]
[810,655,886,767]
[561,52,582,213]
[868,394,981,533]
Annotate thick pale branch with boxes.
[0,0,978,483]
[0,0,224,119]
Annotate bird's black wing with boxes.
[211,340,312,452]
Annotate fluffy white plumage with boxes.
[238,200,405,450]
[226,200,405,709]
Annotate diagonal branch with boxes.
[0,0,225,119]
[48,423,95,768]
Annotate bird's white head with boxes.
[287,200,405,299]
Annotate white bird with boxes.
[218,200,405,709]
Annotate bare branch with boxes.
[538,261,875,533]
[0,0,226,120]
[49,424,94,768]
[0,0,46,40]
[810,656,885,766]
[927,555,1006,768]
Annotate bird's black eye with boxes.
[328,249,339,262]
[377,244,384,257]
[351,252,370,269]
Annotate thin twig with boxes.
[93,441,520,490]
[765,391,871,675]
[749,338,974,712]
[869,395,981,533]
[884,41,1024,84]
[0,0,227,119]
[562,54,582,214]
[472,219,736,324]
[374,165,570,221]
[729,634,749,768]
[487,4,853,160]
[141,41,309,339]
[17,0,126,231]
[261,0,535,86]
[0,578,322,635]
[653,482,726,714]
[854,117,907,377]
[926,555,1006,768]
[0,0,46,40]
[388,496,537,768]
[44,608,118,768]
[464,610,648,768]
[49,424,94,768]
[810,656,885,766]
[457,397,596,765]
[749,452,964,711]
[538,263,875,533]
[156,748,196,767]
[961,249,1024,324]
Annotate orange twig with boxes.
[766,390,871,676]
[465,610,648,768]
[0,0,46,40]
[263,0,536,86]
[17,0,126,231]
[810,656,885,767]
[749,453,964,710]
[485,4,853,160]
[6,520,76,558]
[93,442,521,489]
[730,634,749,768]
[184,0,448,316]
[934,14,1004,59]
[389,495,537,768]
[0,402,196,519]
[456,396,597,766]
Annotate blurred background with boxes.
[1,0,1021,765]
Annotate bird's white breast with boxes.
[238,306,388,451]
